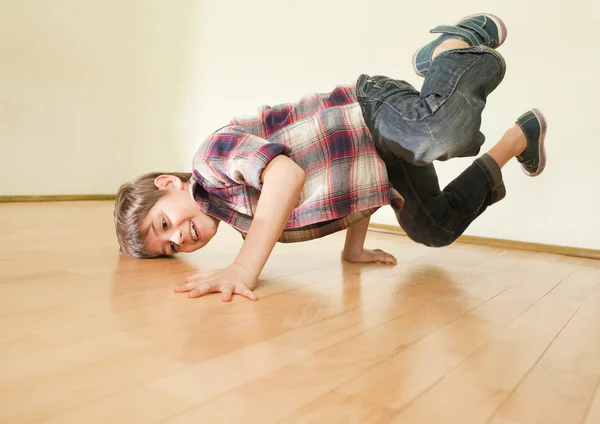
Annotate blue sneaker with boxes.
[516,109,548,177]
[413,13,508,77]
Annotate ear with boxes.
[154,175,184,190]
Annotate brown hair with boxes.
[113,172,192,258]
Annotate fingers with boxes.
[176,271,216,293]
[188,282,219,298]
[234,284,258,301]
[222,284,258,302]
[183,271,211,283]
[379,250,397,265]
[174,281,198,293]
[221,285,234,302]
[175,280,258,302]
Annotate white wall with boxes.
[186,0,600,250]
[0,0,198,195]
[2,0,598,249]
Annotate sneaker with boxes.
[516,109,548,177]
[413,13,508,77]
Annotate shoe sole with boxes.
[412,13,507,77]
[522,108,547,177]
[412,49,425,77]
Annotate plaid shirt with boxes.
[189,82,404,242]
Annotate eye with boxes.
[162,217,168,230]
[169,242,177,254]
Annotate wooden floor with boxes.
[0,201,599,424]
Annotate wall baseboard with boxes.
[368,223,600,260]
[0,194,116,203]
[0,197,597,260]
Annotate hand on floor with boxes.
[341,248,397,265]
[175,263,258,302]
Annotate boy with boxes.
[114,13,547,302]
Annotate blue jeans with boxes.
[357,46,507,247]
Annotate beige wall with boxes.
[187,0,600,250]
[0,0,198,195]
[1,0,598,249]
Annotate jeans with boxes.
[356,46,507,247]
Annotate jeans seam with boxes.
[424,118,439,146]
[425,53,484,113]
[457,89,475,109]
[384,99,433,123]
[386,51,485,123]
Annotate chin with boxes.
[188,244,203,253]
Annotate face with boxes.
[142,175,219,257]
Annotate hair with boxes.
[113,172,193,259]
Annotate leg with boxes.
[357,15,507,166]
[357,46,505,166]
[388,124,527,247]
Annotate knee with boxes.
[424,228,454,247]
[408,132,482,166]
[441,118,483,158]
[403,222,454,248]
[416,114,483,164]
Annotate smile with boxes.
[190,220,199,241]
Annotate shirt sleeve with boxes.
[192,127,290,190]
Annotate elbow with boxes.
[289,164,306,195]
[293,164,306,187]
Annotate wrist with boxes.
[233,235,272,280]
[231,261,258,285]
[341,247,364,260]
[343,217,370,258]
[343,239,365,258]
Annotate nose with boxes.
[169,228,183,245]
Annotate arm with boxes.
[341,216,397,265]
[175,154,305,301]
[342,215,371,259]
[234,155,306,277]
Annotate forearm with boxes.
[343,216,370,258]
[233,156,306,279]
